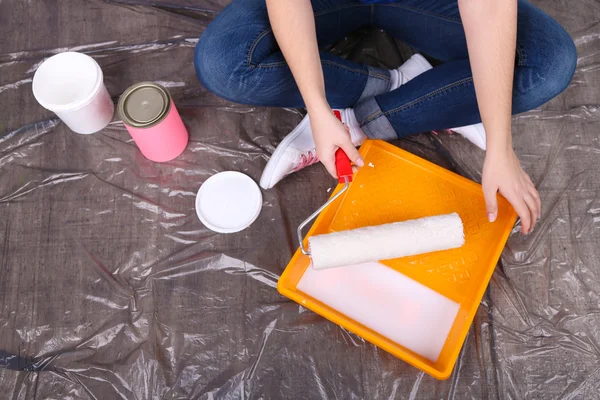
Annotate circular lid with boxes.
[118,82,170,127]
[195,172,263,234]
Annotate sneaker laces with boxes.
[431,129,454,135]
[292,150,319,172]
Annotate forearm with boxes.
[266,0,329,115]
[459,0,517,153]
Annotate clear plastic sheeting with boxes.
[0,0,598,398]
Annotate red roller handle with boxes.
[333,110,354,184]
[335,148,353,184]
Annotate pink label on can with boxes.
[124,100,189,162]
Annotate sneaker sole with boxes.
[450,126,487,150]
[259,114,311,190]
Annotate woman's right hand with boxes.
[310,107,364,178]
[267,0,363,177]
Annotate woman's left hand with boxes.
[482,147,541,234]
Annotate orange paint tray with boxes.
[278,139,517,380]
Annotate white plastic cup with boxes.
[32,52,114,134]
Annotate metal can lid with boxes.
[118,82,171,128]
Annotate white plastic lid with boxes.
[195,171,263,233]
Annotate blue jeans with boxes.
[195,0,576,140]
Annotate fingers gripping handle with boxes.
[333,110,354,184]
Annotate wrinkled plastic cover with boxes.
[1,1,599,398]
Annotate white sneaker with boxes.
[259,109,361,190]
[260,54,433,190]
[450,123,487,150]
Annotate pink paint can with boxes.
[117,82,189,162]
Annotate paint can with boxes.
[118,82,188,162]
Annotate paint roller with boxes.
[297,113,465,270]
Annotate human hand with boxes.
[310,108,364,178]
[482,147,541,234]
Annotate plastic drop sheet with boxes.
[1,0,599,398]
